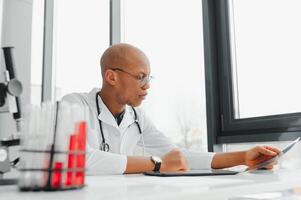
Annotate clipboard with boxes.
[143,169,239,177]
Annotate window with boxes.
[230,0,301,119]
[52,0,110,101]
[204,0,301,149]
[30,0,44,105]
[123,0,207,150]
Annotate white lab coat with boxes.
[62,88,215,175]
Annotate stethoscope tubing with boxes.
[96,92,142,152]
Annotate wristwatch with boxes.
[150,156,162,172]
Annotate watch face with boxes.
[152,156,162,163]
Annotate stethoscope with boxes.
[96,92,143,152]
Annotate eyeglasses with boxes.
[110,67,153,87]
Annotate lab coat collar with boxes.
[96,95,119,130]
[119,106,135,130]
[94,89,135,131]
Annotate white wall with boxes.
[0,0,32,139]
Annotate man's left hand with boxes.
[245,146,281,170]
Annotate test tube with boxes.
[51,162,63,188]
[65,134,77,186]
[75,121,87,186]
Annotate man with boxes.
[62,43,280,175]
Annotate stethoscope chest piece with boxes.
[100,142,110,152]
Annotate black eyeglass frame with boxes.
[110,67,153,87]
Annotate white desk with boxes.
[1,169,301,200]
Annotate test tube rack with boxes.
[18,102,87,191]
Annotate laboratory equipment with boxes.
[0,47,23,185]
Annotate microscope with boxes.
[0,47,23,185]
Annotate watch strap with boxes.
[151,156,162,172]
[153,161,161,172]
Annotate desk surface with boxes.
[1,169,301,200]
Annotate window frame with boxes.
[42,0,115,102]
[203,0,301,152]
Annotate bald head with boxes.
[100,43,149,78]
[99,43,151,109]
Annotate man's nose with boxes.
[142,82,150,90]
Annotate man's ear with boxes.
[104,69,117,86]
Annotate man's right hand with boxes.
[160,149,188,172]
[125,149,188,174]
